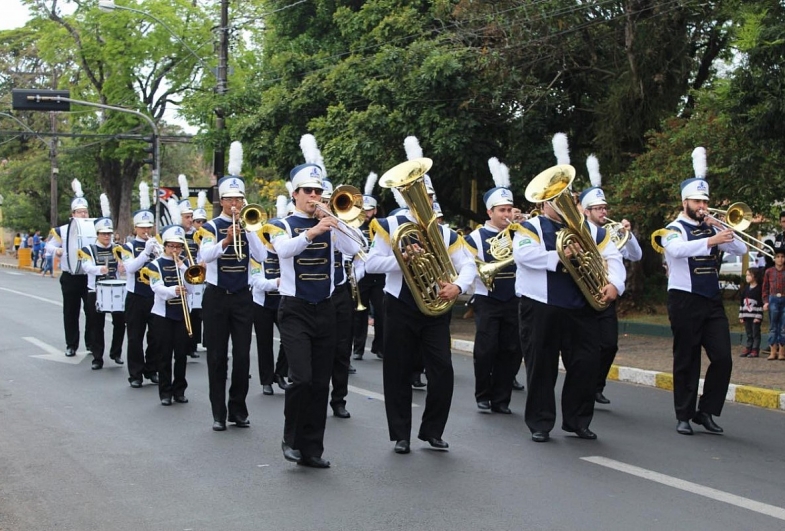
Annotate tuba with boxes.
[379,158,458,317]
[524,164,610,311]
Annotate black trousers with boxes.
[352,275,385,355]
[190,308,203,353]
[472,295,521,407]
[124,292,157,382]
[279,296,336,459]
[60,271,92,351]
[518,296,600,433]
[87,291,125,362]
[203,285,253,422]
[150,314,189,399]
[252,302,288,385]
[331,283,353,408]
[596,300,619,394]
[382,294,453,442]
[668,290,733,421]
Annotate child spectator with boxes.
[762,249,785,360]
[41,245,54,277]
[13,233,21,257]
[739,267,763,358]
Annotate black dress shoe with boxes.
[129,379,142,388]
[594,392,610,404]
[298,456,330,468]
[212,421,227,432]
[477,400,491,411]
[110,356,124,365]
[228,416,250,427]
[262,384,274,395]
[677,420,693,435]
[161,397,172,406]
[411,374,426,388]
[332,406,351,419]
[394,440,410,454]
[348,364,357,374]
[531,431,550,442]
[274,374,290,391]
[174,396,188,404]
[187,351,200,358]
[65,348,76,357]
[352,352,364,361]
[418,435,449,450]
[91,360,103,370]
[563,426,597,440]
[373,350,383,359]
[146,373,159,384]
[491,404,512,414]
[692,411,723,433]
[281,441,302,463]
[512,377,525,391]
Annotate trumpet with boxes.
[173,254,193,337]
[706,202,774,258]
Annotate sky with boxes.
[2,0,196,133]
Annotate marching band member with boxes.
[464,158,521,414]
[191,192,209,351]
[119,183,159,388]
[251,195,290,396]
[365,136,476,455]
[265,135,362,469]
[660,147,745,435]
[580,155,642,405]
[79,202,125,371]
[199,142,266,432]
[46,178,93,357]
[178,174,201,359]
[352,172,386,361]
[147,225,192,406]
[513,133,625,443]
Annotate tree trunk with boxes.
[98,157,142,241]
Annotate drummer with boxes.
[80,215,126,370]
[45,179,93,358]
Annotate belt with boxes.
[206,284,248,295]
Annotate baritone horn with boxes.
[604,218,630,250]
[707,201,774,258]
[476,218,517,290]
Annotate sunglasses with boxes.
[300,187,323,196]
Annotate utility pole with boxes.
[212,0,229,216]
[49,109,58,226]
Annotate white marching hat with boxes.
[218,176,246,198]
[483,187,514,210]
[70,179,88,212]
[133,209,155,228]
[289,163,324,190]
[363,195,377,210]
[423,174,435,195]
[433,202,443,217]
[94,217,114,233]
[579,187,607,210]
[161,224,186,244]
[179,199,193,214]
[321,179,334,199]
[192,208,208,221]
[682,147,710,200]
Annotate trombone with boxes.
[707,202,774,258]
[173,254,193,337]
[230,206,244,261]
[308,185,369,257]
[181,239,205,284]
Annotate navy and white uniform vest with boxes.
[79,243,120,291]
[264,210,362,304]
[465,224,517,301]
[662,214,747,298]
[198,215,266,294]
[184,229,199,263]
[147,257,186,321]
[364,214,476,311]
[250,253,282,310]
[333,249,347,288]
[119,238,154,297]
[512,215,626,310]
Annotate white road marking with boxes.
[347,385,420,407]
[582,456,785,521]
[24,337,89,364]
[0,287,61,306]
[3,271,23,275]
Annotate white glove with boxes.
[144,238,158,256]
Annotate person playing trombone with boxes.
[147,225,192,407]
[198,156,267,432]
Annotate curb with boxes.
[448,337,785,413]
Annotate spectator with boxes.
[762,249,785,361]
[13,233,21,257]
[41,244,54,277]
[739,267,763,358]
[32,230,41,268]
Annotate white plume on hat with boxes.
[285,180,294,197]
[300,133,327,177]
[392,188,408,209]
[197,190,207,209]
[228,141,244,176]
[276,195,288,219]
[552,133,570,165]
[404,136,424,161]
[71,178,84,198]
[364,172,378,196]
[139,182,150,210]
[692,147,707,178]
[178,174,190,200]
[488,157,511,188]
[166,197,182,225]
[100,193,111,218]
[586,155,602,187]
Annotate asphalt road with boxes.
[1,269,785,531]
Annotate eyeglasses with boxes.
[588,206,609,212]
[165,244,184,249]
[300,187,323,196]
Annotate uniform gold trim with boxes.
[298,273,329,281]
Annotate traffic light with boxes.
[142,135,157,167]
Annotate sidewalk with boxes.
[2,251,783,411]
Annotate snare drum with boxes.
[96,280,127,313]
[66,218,97,275]
[188,283,205,310]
